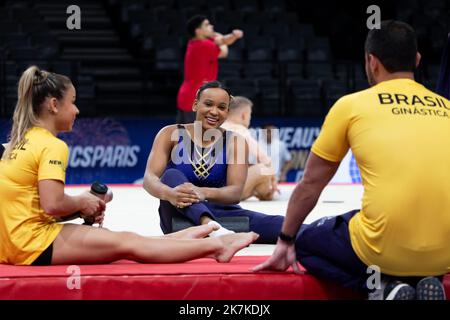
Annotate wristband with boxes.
[278,231,295,244]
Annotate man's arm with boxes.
[252,152,340,272]
[214,30,243,59]
[214,30,244,46]
[242,130,271,166]
[218,44,228,58]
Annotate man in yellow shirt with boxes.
[253,20,450,300]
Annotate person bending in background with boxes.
[221,96,278,200]
[144,81,284,244]
[259,124,293,183]
[176,15,243,124]
[0,66,258,266]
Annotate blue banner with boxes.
[0,117,355,184]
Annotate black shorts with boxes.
[31,243,53,266]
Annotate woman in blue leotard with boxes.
[143,81,284,243]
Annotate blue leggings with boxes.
[295,211,447,293]
[158,168,284,244]
[295,210,369,292]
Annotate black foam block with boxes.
[172,216,250,233]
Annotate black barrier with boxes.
[172,216,250,233]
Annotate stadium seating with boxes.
[0,0,447,118]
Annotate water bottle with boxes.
[82,182,113,226]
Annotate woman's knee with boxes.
[160,169,188,187]
[115,231,141,255]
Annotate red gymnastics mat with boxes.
[0,256,397,300]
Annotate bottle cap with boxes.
[91,181,108,195]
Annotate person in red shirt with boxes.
[176,15,243,124]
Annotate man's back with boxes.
[312,78,450,275]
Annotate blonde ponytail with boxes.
[2,66,72,160]
[3,66,41,160]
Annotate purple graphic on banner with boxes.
[61,117,130,146]
[60,118,140,184]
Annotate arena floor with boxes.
[66,183,364,255]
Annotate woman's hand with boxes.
[93,210,105,226]
[79,191,105,217]
[167,183,201,208]
[184,183,206,202]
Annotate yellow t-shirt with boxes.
[0,127,67,265]
[312,78,450,276]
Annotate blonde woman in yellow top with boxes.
[0,66,258,266]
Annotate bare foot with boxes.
[255,191,274,201]
[254,187,276,201]
[166,224,219,239]
[214,232,259,263]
